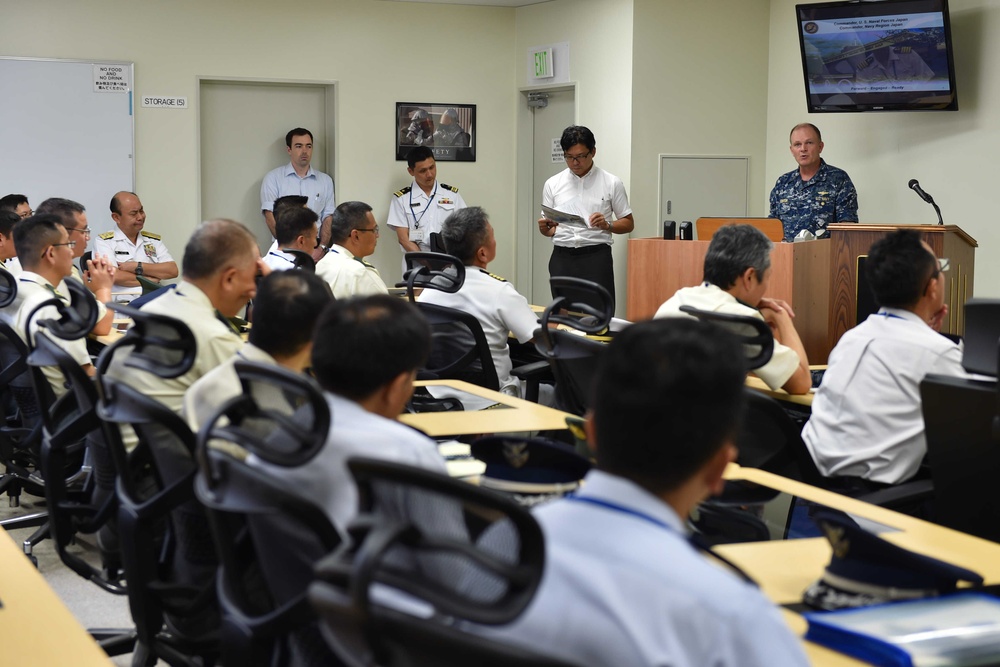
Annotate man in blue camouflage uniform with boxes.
[769,123,858,241]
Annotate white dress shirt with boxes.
[542,165,631,248]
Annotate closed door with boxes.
[530,89,575,306]
[200,80,332,253]
[659,156,749,239]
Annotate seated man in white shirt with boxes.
[314,201,389,299]
[417,206,540,399]
[476,318,809,666]
[262,205,320,272]
[0,210,21,324]
[803,229,966,486]
[259,295,447,534]
[654,224,811,395]
[11,214,94,396]
[183,269,332,432]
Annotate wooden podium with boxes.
[627,224,977,365]
[626,238,832,362]
[827,223,977,347]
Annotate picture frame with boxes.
[395,102,476,162]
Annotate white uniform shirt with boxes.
[417,267,538,394]
[262,248,298,272]
[251,391,446,534]
[803,308,967,484]
[386,180,466,251]
[654,283,800,391]
[259,162,336,222]
[183,343,277,433]
[542,165,631,248]
[14,271,91,398]
[314,244,389,299]
[93,227,174,300]
[2,257,22,276]
[477,470,809,667]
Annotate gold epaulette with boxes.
[394,186,412,198]
[140,230,161,240]
[441,183,459,193]
[487,272,507,282]
[98,231,115,240]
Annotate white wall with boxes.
[630,0,772,248]
[0,0,517,281]
[765,0,999,296]
[514,0,634,308]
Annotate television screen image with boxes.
[796,0,958,112]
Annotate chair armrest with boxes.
[511,360,554,404]
[855,478,935,511]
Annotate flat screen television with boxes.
[796,0,959,112]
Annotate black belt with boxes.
[552,244,609,256]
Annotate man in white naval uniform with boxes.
[537,125,634,309]
[387,145,466,264]
[260,127,335,260]
[475,318,809,667]
[93,191,178,302]
[417,207,540,400]
[262,206,320,272]
[315,201,388,299]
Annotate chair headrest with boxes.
[0,267,17,309]
[103,302,197,379]
[399,252,465,299]
[678,304,774,370]
[31,278,100,343]
[541,277,614,335]
[282,249,317,273]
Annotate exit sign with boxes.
[531,48,554,80]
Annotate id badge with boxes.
[409,227,425,243]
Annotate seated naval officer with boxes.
[315,201,389,299]
[262,205,320,272]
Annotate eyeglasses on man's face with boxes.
[563,151,592,163]
[356,225,380,236]
[44,240,76,257]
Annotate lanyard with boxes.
[873,310,907,321]
[409,183,438,230]
[268,251,294,265]
[565,494,758,586]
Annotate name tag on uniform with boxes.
[409,228,425,243]
[115,250,129,255]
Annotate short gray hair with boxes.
[441,207,490,263]
[702,225,772,288]
[329,201,373,244]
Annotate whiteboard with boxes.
[0,57,135,249]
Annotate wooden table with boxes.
[744,364,826,409]
[399,380,573,437]
[0,531,113,665]
[719,464,1000,664]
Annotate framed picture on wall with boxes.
[395,102,476,162]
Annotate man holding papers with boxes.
[537,125,633,308]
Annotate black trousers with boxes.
[548,244,615,311]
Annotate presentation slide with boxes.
[800,12,951,96]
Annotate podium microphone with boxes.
[908,179,944,225]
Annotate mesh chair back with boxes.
[26,278,99,344]
[283,250,317,273]
[400,251,465,302]
[100,303,196,379]
[547,277,614,334]
[0,266,16,309]
[310,458,577,667]
[678,304,773,370]
[195,361,340,666]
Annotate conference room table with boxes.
[719,464,1000,664]
[0,530,113,665]
[400,379,573,437]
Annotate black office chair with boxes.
[678,304,774,369]
[194,360,341,667]
[95,304,221,667]
[548,276,615,334]
[531,281,611,416]
[283,249,317,273]
[0,319,45,516]
[399,252,501,391]
[308,458,579,667]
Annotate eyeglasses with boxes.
[44,241,77,256]
[70,227,92,236]
[356,225,380,235]
[563,151,592,163]
[19,210,33,219]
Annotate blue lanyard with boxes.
[565,495,680,534]
[268,251,294,265]
[874,310,906,321]
[409,183,438,230]
[565,493,758,586]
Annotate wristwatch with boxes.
[135,262,144,277]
